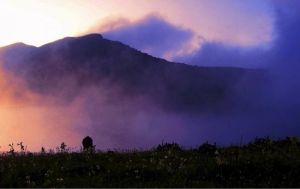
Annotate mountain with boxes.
[0,34,265,113]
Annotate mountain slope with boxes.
[0,34,265,113]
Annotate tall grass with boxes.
[0,137,299,187]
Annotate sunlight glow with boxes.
[0,0,104,47]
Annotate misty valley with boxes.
[0,33,299,188]
[0,34,288,151]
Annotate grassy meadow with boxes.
[0,137,300,187]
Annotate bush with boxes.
[155,142,182,152]
[198,142,217,156]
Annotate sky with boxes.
[0,0,275,62]
[0,0,300,151]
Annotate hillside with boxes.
[0,34,265,113]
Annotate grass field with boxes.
[0,137,300,187]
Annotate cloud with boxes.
[270,1,300,67]
[175,0,300,68]
[176,42,269,68]
[92,14,198,60]
[264,0,300,109]
[84,6,273,67]
[168,0,300,142]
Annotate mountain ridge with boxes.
[0,33,266,113]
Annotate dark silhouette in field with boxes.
[198,142,218,156]
[156,142,182,152]
[82,136,94,151]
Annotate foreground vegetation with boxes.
[0,137,300,187]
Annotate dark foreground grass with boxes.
[0,137,300,187]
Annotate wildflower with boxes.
[150,158,153,163]
[45,170,51,177]
[31,181,36,187]
[216,157,225,165]
[25,176,31,184]
[215,149,219,156]
[96,165,101,170]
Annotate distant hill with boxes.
[0,34,265,113]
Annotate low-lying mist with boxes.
[0,68,225,151]
[0,62,297,152]
[1,1,300,152]
[0,69,89,151]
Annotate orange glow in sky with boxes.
[0,70,86,151]
[0,0,105,47]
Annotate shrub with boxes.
[155,142,182,152]
[198,142,217,156]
